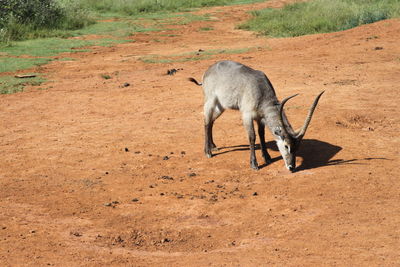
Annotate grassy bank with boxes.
[0,0,265,44]
[239,0,400,37]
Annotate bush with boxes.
[0,0,93,43]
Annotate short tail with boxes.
[188,77,202,86]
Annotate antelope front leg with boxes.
[203,99,215,158]
[257,119,272,164]
[243,115,258,170]
[204,123,213,158]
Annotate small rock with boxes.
[70,231,82,237]
[160,175,173,180]
[115,236,124,243]
[180,151,186,155]
[362,126,374,131]
[163,156,169,160]
[123,82,130,87]
[124,147,129,152]
[253,192,258,196]
[374,46,383,50]
[131,198,139,202]
[188,172,197,177]
[167,69,177,75]
[134,151,141,154]
[104,202,112,207]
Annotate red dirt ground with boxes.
[1,1,399,266]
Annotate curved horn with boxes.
[278,94,299,137]
[295,91,325,140]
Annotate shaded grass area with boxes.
[0,75,47,94]
[0,0,95,44]
[239,0,400,37]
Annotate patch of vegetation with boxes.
[73,20,161,37]
[0,57,51,73]
[0,0,94,44]
[0,74,46,94]
[239,0,400,37]
[140,55,211,64]
[169,13,213,25]
[200,26,214,31]
[79,0,266,16]
[2,37,125,57]
[140,47,254,63]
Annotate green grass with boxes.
[0,37,130,74]
[140,47,254,63]
[0,75,46,94]
[200,26,214,31]
[72,20,161,37]
[140,55,211,64]
[0,0,95,44]
[0,57,52,73]
[79,0,266,16]
[239,0,400,37]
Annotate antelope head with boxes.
[275,91,325,172]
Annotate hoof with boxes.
[206,153,212,158]
[251,166,259,171]
[251,163,259,170]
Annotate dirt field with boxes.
[1,0,399,266]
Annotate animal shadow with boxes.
[280,139,342,171]
[216,139,387,171]
[216,139,343,171]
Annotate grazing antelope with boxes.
[189,60,324,172]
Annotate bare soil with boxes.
[1,1,399,266]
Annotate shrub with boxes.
[0,0,93,43]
